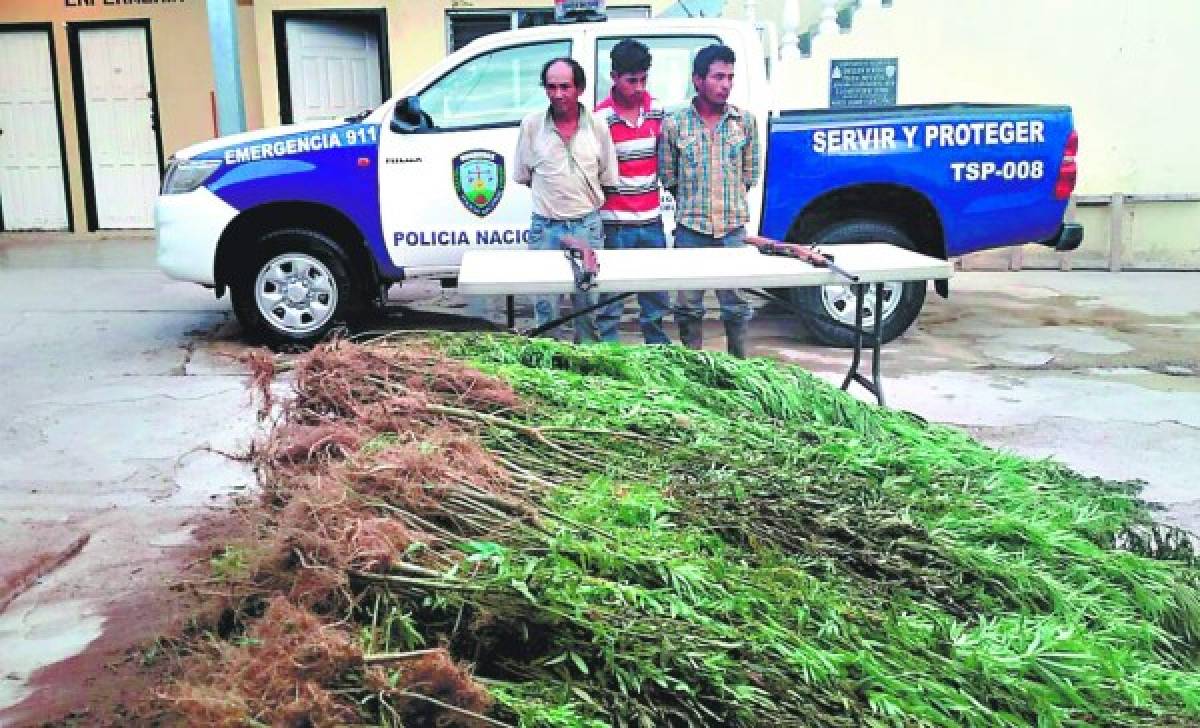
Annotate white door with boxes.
[285,18,382,122]
[78,26,160,229]
[0,30,68,231]
[378,39,570,275]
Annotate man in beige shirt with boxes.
[514,57,619,342]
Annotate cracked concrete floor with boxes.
[0,237,257,725]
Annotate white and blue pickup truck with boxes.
[156,16,1080,347]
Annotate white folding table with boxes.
[458,244,953,405]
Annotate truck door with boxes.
[378,39,571,276]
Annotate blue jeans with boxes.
[596,221,671,345]
[528,211,604,343]
[673,225,753,324]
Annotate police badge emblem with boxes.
[452,150,505,217]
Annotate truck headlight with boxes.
[161,158,221,195]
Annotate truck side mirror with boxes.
[391,95,433,133]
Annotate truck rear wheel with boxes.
[231,229,356,347]
[789,219,927,348]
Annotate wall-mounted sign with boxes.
[830,58,898,108]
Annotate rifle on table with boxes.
[560,236,599,291]
[745,235,860,283]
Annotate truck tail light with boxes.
[1054,130,1078,200]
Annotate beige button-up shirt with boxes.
[514,104,619,220]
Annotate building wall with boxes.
[238,1,264,131]
[0,0,218,232]
[1,0,673,232]
[772,0,1200,268]
[729,0,855,29]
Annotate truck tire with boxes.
[231,228,356,347]
[789,219,927,348]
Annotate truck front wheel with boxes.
[789,219,927,347]
[231,229,356,347]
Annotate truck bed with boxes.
[762,103,1075,257]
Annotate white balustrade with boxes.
[780,0,801,61]
[819,0,840,35]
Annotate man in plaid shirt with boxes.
[659,43,762,358]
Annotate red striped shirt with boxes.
[595,92,663,224]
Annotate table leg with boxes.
[841,283,866,392]
[730,287,894,406]
[871,282,885,406]
[840,283,885,406]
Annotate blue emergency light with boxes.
[554,0,607,22]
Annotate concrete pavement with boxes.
[0,236,256,725]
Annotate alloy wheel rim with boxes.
[254,253,338,334]
[820,282,904,328]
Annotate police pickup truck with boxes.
[156,17,1081,347]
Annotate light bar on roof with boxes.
[555,0,607,22]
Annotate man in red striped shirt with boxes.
[593,39,671,345]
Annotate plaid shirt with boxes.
[659,101,761,237]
